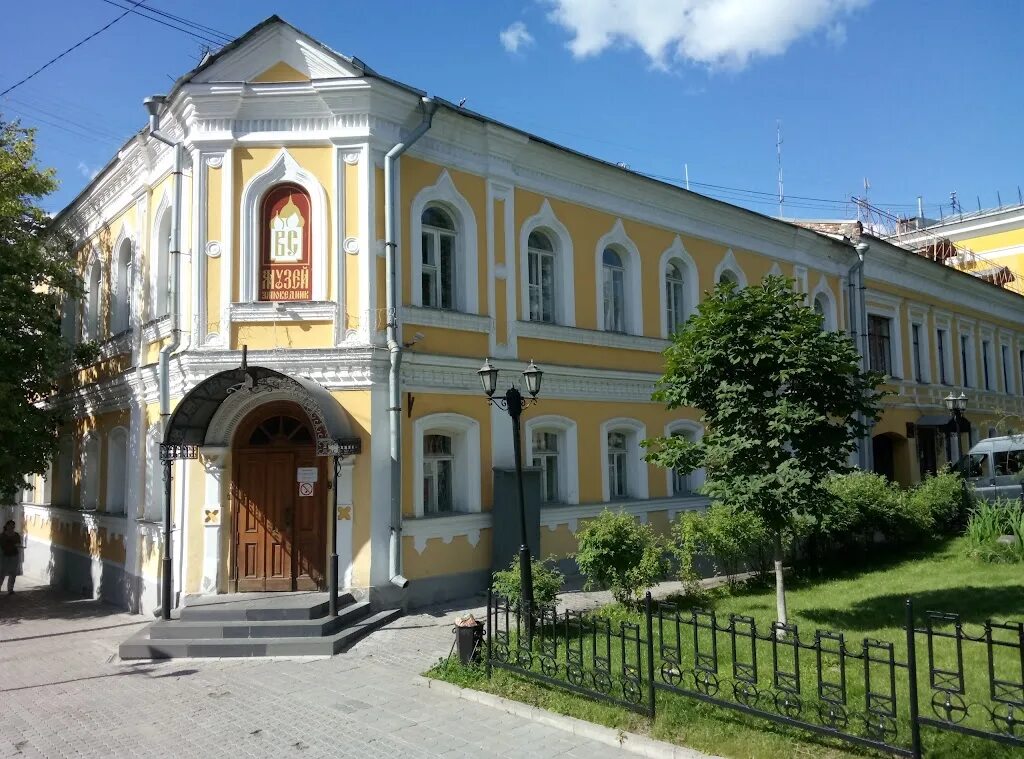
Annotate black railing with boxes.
[485,587,1023,758]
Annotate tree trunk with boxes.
[773,530,788,628]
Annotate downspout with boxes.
[385,97,437,589]
[854,241,872,470]
[144,95,183,617]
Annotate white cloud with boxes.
[77,161,99,180]
[544,0,871,70]
[500,21,535,54]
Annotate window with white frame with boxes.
[41,462,53,505]
[86,260,102,341]
[143,428,162,521]
[154,208,172,318]
[527,230,556,323]
[601,419,648,502]
[1001,344,1011,393]
[80,434,100,511]
[113,239,133,334]
[911,323,924,382]
[60,295,78,345]
[982,339,993,390]
[665,421,704,497]
[531,430,560,503]
[665,260,686,335]
[671,430,691,495]
[421,206,456,310]
[868,315,893,375]
[602,247,626,333]
[718,269,739,287]
[422,434,454,514]
[414,413,481,516]
[55,437,73,508]
[937,328,951,384]
[105,428,128,515]
[961,333,975,387]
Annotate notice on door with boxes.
[296,467,318,483]
[298,481,315,497]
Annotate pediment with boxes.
[191,18,364,84]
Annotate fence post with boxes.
[905,598,922,759]
[645,591,656,720]
[486,583,493,679]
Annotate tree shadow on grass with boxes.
[801,585,1024,631]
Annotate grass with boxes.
[426,539,1024,759]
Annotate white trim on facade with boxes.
[599,417,648,502]
[595,219,643,335]
[412,412,481,517]
[524,414,580,505]
[519,198,576,328]
[714,248,748,288]
[658,236,700,338]
[664,420,705,498]
[810,276,838,332]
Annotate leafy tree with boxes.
[0,119,88,500]
[644,277,884,625]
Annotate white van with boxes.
[959,435,1024,502]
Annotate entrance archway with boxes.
[232,402,327,591]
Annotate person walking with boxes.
[1,520,22,594]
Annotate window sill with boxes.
[96,331,133,360]
[230,301,337,322]
[540,495,709,532]
[141,315,172,344]
[402,510,492,553]
[401,306,492,333]
[515,321,668,352]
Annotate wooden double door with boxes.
[232,407,327,591]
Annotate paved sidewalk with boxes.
[0,581,633,759]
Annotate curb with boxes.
[417,675,719,759]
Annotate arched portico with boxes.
[163,364,358,597]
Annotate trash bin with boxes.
[454,615,485,664]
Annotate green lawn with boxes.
[427,539,1024,759]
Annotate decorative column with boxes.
[335,459,355,588]
[199,447,228,593]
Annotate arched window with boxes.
[112,239,133,334]
[602,247,626,333]
[259,183,312,302]
[60,295,78,345]
[812,288,837,332]
[413,413,481,516]
[421,206,457,310]
[85,260,102,341]
[42,461,53,505]
[718,269,739,287]
[80,434,100,511]
[531,430,560,502]
[665,421,705,497]
[105,428,128,514]
[55,436,74,508]
[153,207,172,318]
[600,418,648,501]
[143,427,162,521]
[665,260,686,334]
[527,230,556,323]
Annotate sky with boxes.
[3,0,1023,221]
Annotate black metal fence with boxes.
[485,588,1023,758]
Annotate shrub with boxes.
[573,510,669,604]
[823,471,931,544]
[673,505,769,590]
[908,470,971,535]
[491,555,564,607]
[964,498,1024,563]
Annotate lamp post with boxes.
[478,358,543,616]
[944,391,968,465]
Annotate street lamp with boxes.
[478,358,543,615]
[944,391,968,465]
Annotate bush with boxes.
[573,510,669,604]
[491,555,564,607]
[964,498,1024,563]
[673,505,769,590]
[823,471,932,544]
[908,470,971,534]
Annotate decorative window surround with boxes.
[866,298,905,380]
[140,316,173,345]
[600,417,648,501]
[540,496,708,534]
[515,320,668,353]
[403,511,491,554]
[230,301,337,323]
[524,414,580,505]
[410,169,479,314]
[96,331,134,360]
[810,276,838,332]
[519,199,576,327]
[658,236,699,338]
[110,224,136,335]
[412,412,481,517]
[664,420,705,497]
[401,306,492,333]
[907,305,932,384]
[714,249,748,288]
[239,148,328,302]
[595,220,643,335]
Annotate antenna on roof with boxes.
[776,120,784,217]
[997,190,1003,209]
[684,163,690,191]
[950,190,961,219]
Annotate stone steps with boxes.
[119,593,400,659]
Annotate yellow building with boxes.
[8,17,1024,615]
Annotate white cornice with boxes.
[516,320,668,353]
[230,301,337,323]
[400,307,492,333]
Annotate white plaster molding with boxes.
[343,152,360,165]
[229,301,336,322]
[663,420,705,498]
[409,169,480,313]
[140,316,172,345]
[205,241,222,258]
[524,414,580,505]
[402,511,492,554]
[809,275,838,332]
[400,306,492,333]
[713,248,748,288]
[412,412,482,517]
[239,148,329,301]
[343,236,359,255]
[515,320,668,353]
[205,154,224,169]
[594,219,643,335]
[519,198,576,327]
[658,236,700,338]
[599,417,648,502]
[149,188,173,321]
[540,496,708,533]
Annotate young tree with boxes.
[0,119,87,500]
[645,276,884,625]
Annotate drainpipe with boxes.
[144,95,183,618]
[385,97,437,589]
[854,241,872,470]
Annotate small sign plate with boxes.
[296,467,318,483]
[298,482,315,497]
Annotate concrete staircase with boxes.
[119,591,401,659]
